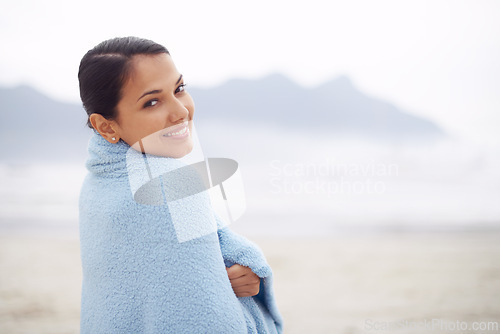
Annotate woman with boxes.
[78,37,283,333]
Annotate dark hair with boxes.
[78,36,169,128]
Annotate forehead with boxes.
[124,53,178,90]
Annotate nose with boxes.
[168,98,189,124]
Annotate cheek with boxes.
[124,112,161,137]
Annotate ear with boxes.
[89,113,120,144]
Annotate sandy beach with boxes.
[1,231,499,334]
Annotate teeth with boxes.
[164,126,188,137]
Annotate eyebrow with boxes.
[136,74,183,102]
[176,74,183,85]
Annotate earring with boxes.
[111,137,116,141]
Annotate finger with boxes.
[226,264,249,279]
[229,275,260,288]
[233,284,260,297]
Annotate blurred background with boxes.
[1,0,499,333]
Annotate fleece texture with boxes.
[79,132,283,333]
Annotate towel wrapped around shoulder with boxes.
[79,132,283,333]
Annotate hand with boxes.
[226,264,261,297]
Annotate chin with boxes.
[131,136,194,159]
[158,142,194,159]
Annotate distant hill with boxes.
[0,75,445,162]
[188,73,444,138]
[0,85,90,163]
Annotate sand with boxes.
[1,231,499,334]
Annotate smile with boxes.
[162,121,190,138]
[164,126,188,137]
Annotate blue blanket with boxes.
[79,132,283,333]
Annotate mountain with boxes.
[0,75,445,162]
[0,85,90,163]
[188,73,444,138]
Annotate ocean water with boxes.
[1,130,499,238]
[0,163,86,237]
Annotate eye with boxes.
[175,83,187,94]
[143,99,159,108]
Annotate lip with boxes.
[161,121,190,139]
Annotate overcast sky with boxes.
[1,0,499,144]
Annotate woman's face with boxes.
[114,53,195,158]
